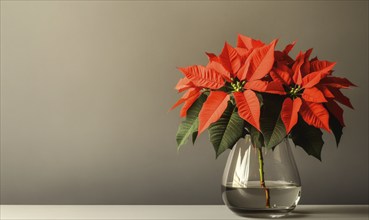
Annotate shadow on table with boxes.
[215,206,368,219]
[290,205,368,218]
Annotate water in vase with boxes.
[222,181,301,212]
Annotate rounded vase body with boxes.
[222,136,301,218]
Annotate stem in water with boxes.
[257,147,270,208]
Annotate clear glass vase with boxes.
[222,135,301,218]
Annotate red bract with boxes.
[170,87,201,117]
[198,91,230,135]
[274,41,296,65]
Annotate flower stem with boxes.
[257,147,271,208]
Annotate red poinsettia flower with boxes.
[272,49,356,133]
[171,35,284,136]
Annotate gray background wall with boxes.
[0,1,368,205]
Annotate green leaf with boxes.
[255,92,264,107]
[291,117,324,161]
[248,124,264,148]
[260,94,286,148]
[192,131,198,145]
[262,116,286,149]
[209,104,244,158]
[329,113,343,147]
[176,94,207,149]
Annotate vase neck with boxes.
[244,134,290,149]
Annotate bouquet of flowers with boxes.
[171,34,355,160]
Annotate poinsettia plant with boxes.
[171,34,355,160]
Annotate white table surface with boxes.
[0,205,368,220]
